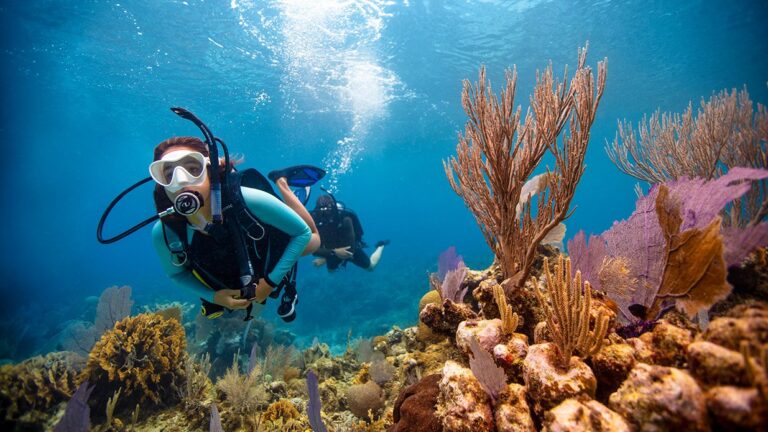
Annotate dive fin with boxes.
[268,165,326,187]
[294,186,312,206]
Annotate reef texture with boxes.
[542,399,630,432]
[706,386,767,430]
[522,343,597,417]
[493,383,535,432]
[608,363,709,431]
[435,361,494,432]
[389,374,443,432]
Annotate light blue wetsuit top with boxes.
[151,187,311,303]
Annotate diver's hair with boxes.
[315,194,335,209]
[153,136,209,161]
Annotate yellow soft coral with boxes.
[80,312,187,412]
[261,399,301,423]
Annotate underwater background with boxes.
[1,0,767,361]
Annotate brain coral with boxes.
[80,312,187,412]
[346,381,384,420]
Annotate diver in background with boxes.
[310,194,389,271]
[150,136,323,322]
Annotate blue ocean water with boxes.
[1,0,766,358]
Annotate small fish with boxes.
[516,173,567,248]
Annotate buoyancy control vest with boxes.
[161,168,297,305]
[312,200,366,249]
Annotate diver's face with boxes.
[160,146,211,200]
[316,201,337,222]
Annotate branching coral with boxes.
[215,351,267,415]
[492,283,519,335]
[250,343,297,383]
[607,86,768,227]
[178,353,212,428]
[533,255,609,368]
[79,312,187,413]
[444,45,606,286]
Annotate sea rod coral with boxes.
[607,85,768,227]
[444,45,606,286]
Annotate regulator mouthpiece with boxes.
[174,191,204,216]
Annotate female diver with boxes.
[149,136,321,322]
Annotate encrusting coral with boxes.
[79,312,187,415]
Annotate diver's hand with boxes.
[213,289,251,310]
[313,257,327,267]
[252,279,273,303]
[333,246,354,259]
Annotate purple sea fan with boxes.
[438,246,464,282]
[54,381,94,432]
[567,167,768,322]
[210,404,223,432]
[306,370,328,432]
[468,337,506,402]
[440,260,468,303]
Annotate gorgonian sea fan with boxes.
[468,337,506,402]
[567,167,768,321]
[438,246,463,282]
[441,260,468,303]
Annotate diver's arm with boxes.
[241,187,311,286]
[314,245,335,258]
[151,221,215,303]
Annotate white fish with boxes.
[516,173,567,248]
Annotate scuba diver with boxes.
[310,193,389,271]
[97,108,325,322]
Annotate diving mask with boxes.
[149,150,209,192]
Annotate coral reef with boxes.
[0,351,84,430]
[389,374,442,432]
[61,285,134,357]
[522,343,597,417]
[542,399,629,432]
[346,381,385,420]
[436,361,494,432]
[493,383,535,432]
[5,47,768,432]
[609,363,709,432]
